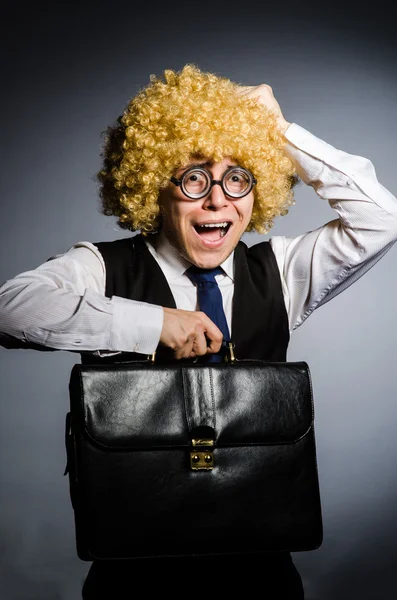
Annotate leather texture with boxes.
[66,360,323,560]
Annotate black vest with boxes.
[81,234,289,364]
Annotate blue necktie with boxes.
[186,266,230,363]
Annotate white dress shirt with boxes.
[1,123,397,355]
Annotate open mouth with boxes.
[194,221,232,242]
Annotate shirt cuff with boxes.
[109,296,164,355]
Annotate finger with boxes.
[174,335,194,360]
[238,86,258,100]
[238,85,252,95]
[198,313,223,352]
[206,338,223,354]
[191,331,209,356]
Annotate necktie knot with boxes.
[185,265,224,286]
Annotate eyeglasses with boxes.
[170,166,257,200]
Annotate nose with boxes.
[204,181,229,210]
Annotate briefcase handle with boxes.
[148,341,236,364]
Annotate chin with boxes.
[190,248,231,269]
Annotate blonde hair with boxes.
[97,64,297,234]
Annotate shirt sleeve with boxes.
[0,241,164,354]
[270,123,397,332]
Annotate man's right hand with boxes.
[160,307,223,359]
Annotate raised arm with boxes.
[277,124,397,331]
[240,83,397,330]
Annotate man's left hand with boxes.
[238,83,291,134]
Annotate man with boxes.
[1,64,397,598]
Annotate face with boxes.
[158,157,255,269]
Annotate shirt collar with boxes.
[145,231,235,283]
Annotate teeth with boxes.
[199,222,228,228]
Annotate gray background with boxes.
[1,1,397,598]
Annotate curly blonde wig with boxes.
[97,64,298,234]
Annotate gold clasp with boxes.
[190,437,214,471]
[223,342,236,363]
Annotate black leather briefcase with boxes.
[65,357,323,561]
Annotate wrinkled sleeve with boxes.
[270,124,397,331]
[0,241,163,354]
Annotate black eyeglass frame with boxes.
[170,166,257,200]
